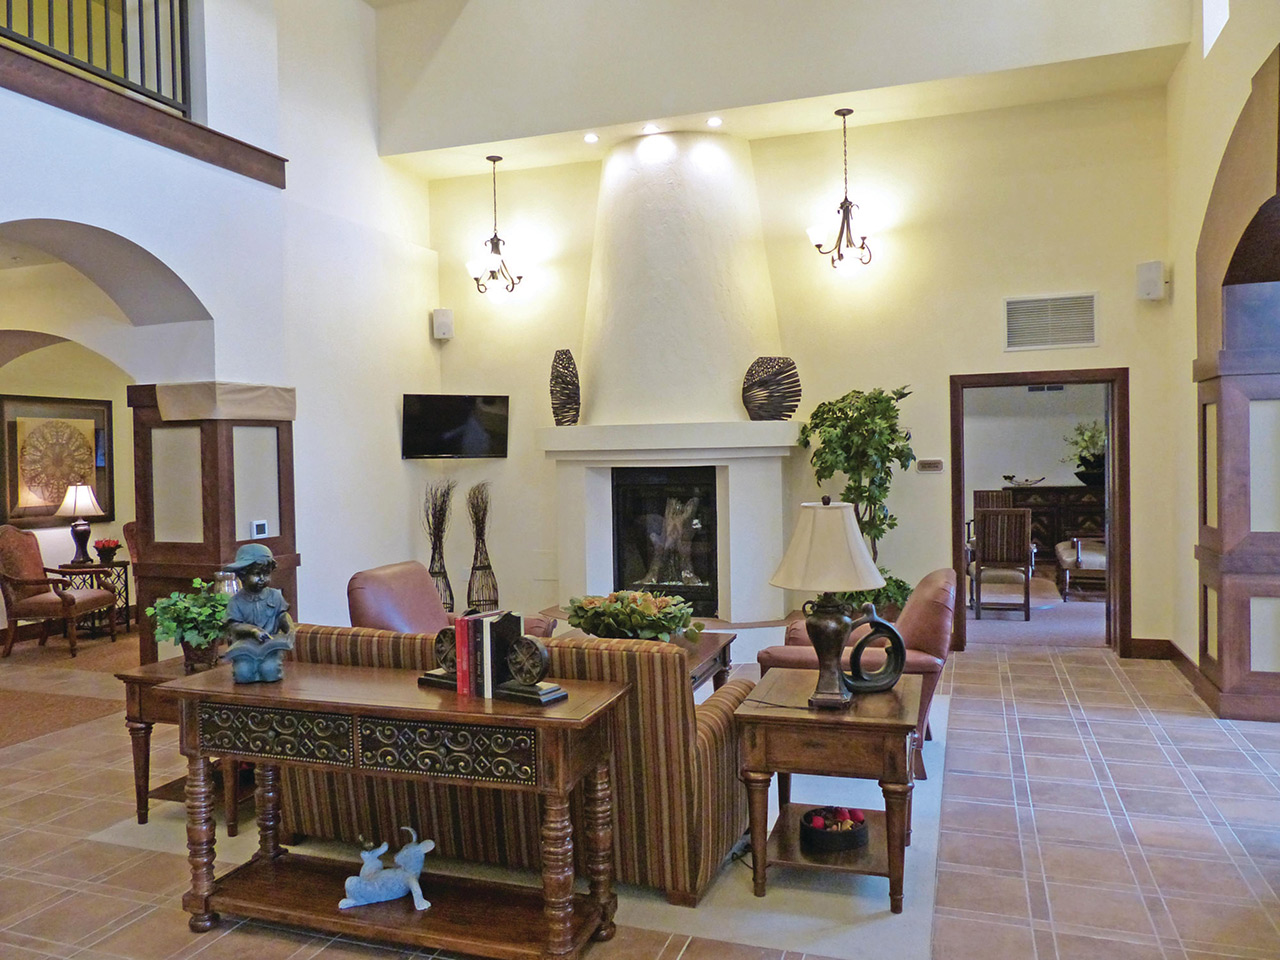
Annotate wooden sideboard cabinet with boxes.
[1004,485,1105,564]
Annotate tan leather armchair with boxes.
[347,560,554,637]
[756,568,956,778]
[0,524,117,657]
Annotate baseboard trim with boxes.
[1127,636,1179,659]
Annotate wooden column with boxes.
[128,383,299,663]
[1193,48,1280,720]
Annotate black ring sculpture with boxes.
[843,602,907,694]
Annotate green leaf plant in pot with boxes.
[146,578,230,674]
[567,590,704,643]
[1061,419,1105,486]
[798,385,916,617]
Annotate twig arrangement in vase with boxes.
[422,480,457,612]
[467,481,499,611]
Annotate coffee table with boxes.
[736,668,921,913]
[158,662,628,959]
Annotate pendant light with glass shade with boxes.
[807,108,872,268]
[468,156,523,294]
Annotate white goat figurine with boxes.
[338,827,435,911]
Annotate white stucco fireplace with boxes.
[539,420,795,622]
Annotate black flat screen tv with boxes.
[402,394,509,459]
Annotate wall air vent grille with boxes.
[1005,294,1097,351]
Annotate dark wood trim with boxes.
[1128,637,1178,659]
[949,367,1132,656]
[0,44,286,189]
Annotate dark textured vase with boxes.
[96,548,119,565]
[550,349,581,426]
[1075,455,1105,486]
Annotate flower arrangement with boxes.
[93,538,120,550]
[567,590,704,643]
[146,578,229,650]
[1060,420,1105,466]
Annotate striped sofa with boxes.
[280,623,755,906]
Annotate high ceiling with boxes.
[387,44,1185,181]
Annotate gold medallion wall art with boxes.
[0,396,114,528]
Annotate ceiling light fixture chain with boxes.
[469,155,523,294]
[810,107,871,268]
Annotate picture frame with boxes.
[0,395,115,529]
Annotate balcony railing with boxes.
[1,0,189,115]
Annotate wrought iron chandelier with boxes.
[468,155,522,294]
[808,108,871,268]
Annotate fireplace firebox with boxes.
[611,466,717,617]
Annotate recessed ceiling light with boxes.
[706,117,722,128]
[583,132,599,144]
[642,123,660,135]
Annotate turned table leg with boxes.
[743,770,771,897]
[182,755,219,932]
[881,780,913,914]
[221,758,239,838]
[126,720,152,825]
[541,792,575,956]
[255,763,283,860]
[584,761,617,941]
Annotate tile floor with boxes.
[4,639,1280,959]
[0,651,843,960]
[931,645,1280,960]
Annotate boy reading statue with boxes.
[221,543,295,683]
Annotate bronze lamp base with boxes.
[801,592,908,709]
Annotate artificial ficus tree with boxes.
[798,385,916,562]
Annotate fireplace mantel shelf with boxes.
[539,421,797,460]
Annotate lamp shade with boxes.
[770,500,884,593]
[55,483,104,518]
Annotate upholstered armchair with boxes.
[0,524,117,657]
[280,623,753,906]
[346,560,555,637]
[756,568,956,778]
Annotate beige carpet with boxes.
[0,688,123,747]
[2,629,140,672]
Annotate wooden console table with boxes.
[158,662,628,960]
[736,669,921,914]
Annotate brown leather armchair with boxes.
[347,560,555,637]
[0,524,117,657]
[756,568,956,778]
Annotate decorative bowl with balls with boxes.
[799,805,868,853]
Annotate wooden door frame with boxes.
[949,367,1131,655]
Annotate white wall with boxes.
[963,384,1108,510]
[376,0,1189,153]
[274,0,442,626]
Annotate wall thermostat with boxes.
[250,520,269,538]
[432,308,454,340]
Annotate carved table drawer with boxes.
[357,718,537,785]
[198,703,354,766]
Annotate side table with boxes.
[736,668,921,913]
[158,662,627,958]
[115,659,245,836]
[59,560,131,632]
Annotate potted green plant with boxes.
[798,386,916,614]
[567,590,704,643]
[1061,419,1106,485]
[146,577,230,673]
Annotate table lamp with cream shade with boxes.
[770,496,907,708]
[56,482,104,565]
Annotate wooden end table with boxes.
[59,560,131,633]
[158,662,628,960]
[736,669,921,914]
[115,659,245,836]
